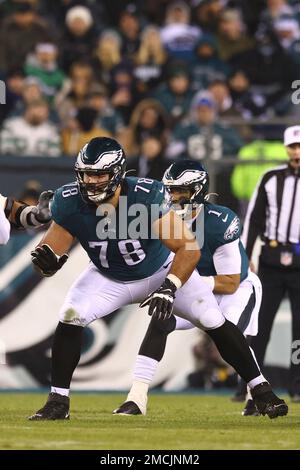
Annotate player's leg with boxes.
[173,270,288,419]
[217,273,262,415]
[28,263,133,420]
[113,271,265,416]
[113,314,179,415]
[116,279,259,415]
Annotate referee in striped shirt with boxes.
[242,126,300,404]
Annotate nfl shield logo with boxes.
[280,251,293,266]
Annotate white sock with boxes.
[247,375,267,389]
[246,386,252,401]
[126,355,159,415]
[133,354,158,384]
[51,386,69,397]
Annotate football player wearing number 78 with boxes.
[29,137,287,420]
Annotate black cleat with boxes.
[251,382,288,419]
[28,392,70,421]
[113,401,142,415]
[242,399,261,416]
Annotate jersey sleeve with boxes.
[213,239,241,275]
[50,186,77,236]
[144,180,171,220]
[207,206,241,250]
[222,211,241,244]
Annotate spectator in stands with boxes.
[208,79,252,141]
[8,76,59,122]
[118,4,141,60]
[216,9,255,62]
[40,0,108,32]
[109,62,138,125]
[167,91,243,161]
[92,30,122,85]
[0,99,61,157]
[121,98,169,156]
[55,61,94,126]
[62,106,112,157]
[259,0,295,26]
[153,62,194,127]
[192,0,224,33]
[208,79,236,117]
[160,1,201,62]
[127,132,172,180]
[228,69,269,119]
[87,87,125,138]
[0,68,24,124]
[24,42,65,103]
[167,90,244,209]
[134,25,167,95]
[0,1,51,74]
[273,16,300,73]
[231,27,297,117]
[61,5,97,72]
[191,33,230,91]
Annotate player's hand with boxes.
[31,190,54,224]
[139,278,177,320]
[31,244,68,277]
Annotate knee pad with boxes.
[191,302,225,330]
[59,307,87,327]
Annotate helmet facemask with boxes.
[76,166,124,204]
[166,183,206,218]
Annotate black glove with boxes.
[139,278,177,320]
[31,190,54,224]
[31,244,68,277]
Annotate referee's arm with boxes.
[241,175,268,259]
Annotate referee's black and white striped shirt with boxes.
[241,164,300,257]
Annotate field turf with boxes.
[0,393,299,450]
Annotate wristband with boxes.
[166,274,182,289]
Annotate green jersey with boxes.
[51,177,170,281]
[195,203,249,281]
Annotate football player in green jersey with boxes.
[113,160,285,419]
[28,138,287,420]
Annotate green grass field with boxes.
[0,393,299,450]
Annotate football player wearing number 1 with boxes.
[29,137,287,420]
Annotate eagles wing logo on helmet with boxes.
[93,149,124,169]
[224,216,240,241]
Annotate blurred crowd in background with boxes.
[0,0,299,207]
